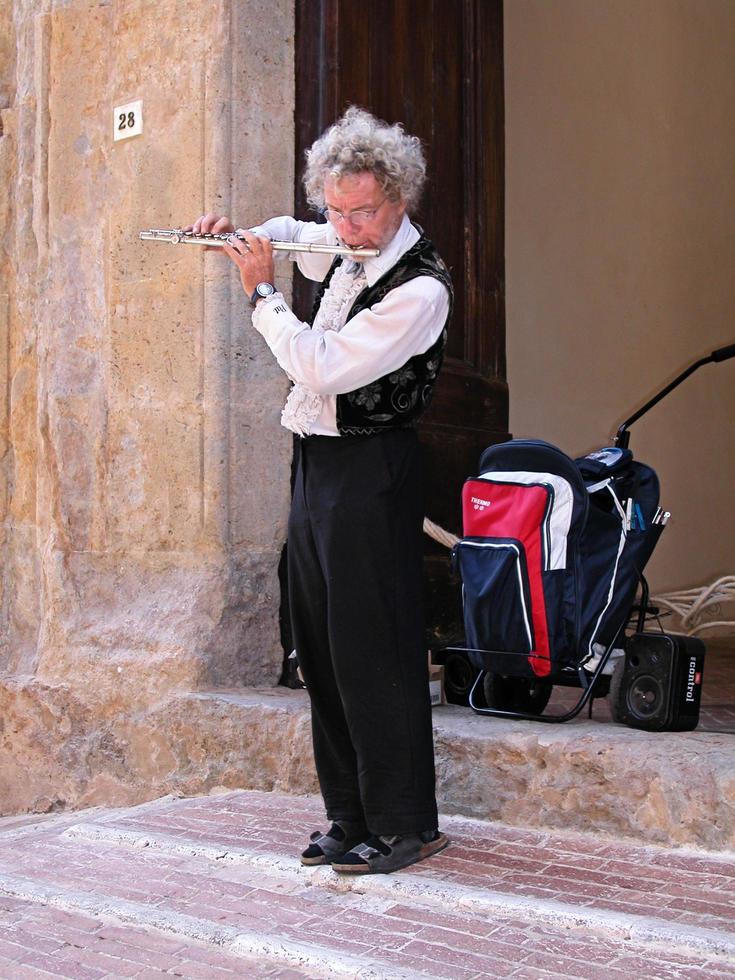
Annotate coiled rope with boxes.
[652,576,735,636]
[423,517,459,550]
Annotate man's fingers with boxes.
[190,213,234,235]
[212,216,235,235]
[225,234,250,255]
[240,229,273,255]
[200,213,221,233]
[239,230,259,250]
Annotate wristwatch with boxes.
[250,282,276,306]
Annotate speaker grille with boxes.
[626,674,665,720]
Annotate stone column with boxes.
[0,0,295,811]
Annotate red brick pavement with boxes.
[0,789,734,978]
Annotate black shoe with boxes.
[300,819,368,866]
[331,830,449,874]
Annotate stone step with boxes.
[5,661,734,854]
[177,686,735,852]
[0,790,734,978]
[0,890,316,979]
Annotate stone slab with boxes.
[0,789,734,979]
[4,681,732,852]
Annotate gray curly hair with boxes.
[303,107,426,213]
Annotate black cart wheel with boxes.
[608,656,626,723]
[443,650,482,706]
[482,673,553,714]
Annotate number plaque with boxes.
[113,100,143,141]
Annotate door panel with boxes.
[295,0,507,644]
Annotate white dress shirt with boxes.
[251,214,450,436]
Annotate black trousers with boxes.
[288,428,438,836]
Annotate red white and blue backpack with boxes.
[454,439,662,717]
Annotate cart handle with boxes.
[614,342,735,449]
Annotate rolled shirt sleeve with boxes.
[251,277,450,396]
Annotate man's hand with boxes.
[185,213,235,236]
[222,229,275,301]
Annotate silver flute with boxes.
[139,228,380,258]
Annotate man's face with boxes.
[322,172,406,255]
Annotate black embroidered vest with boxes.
[310,232,454,436]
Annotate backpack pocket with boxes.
[456,538,534,663]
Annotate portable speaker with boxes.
[610,632,706,731]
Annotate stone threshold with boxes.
[179,687,735,852]
[3,789,734,978]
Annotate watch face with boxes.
[256,282,275,298]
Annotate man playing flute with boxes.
[189,106,452,874]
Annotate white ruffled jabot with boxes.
[280,262,367,436]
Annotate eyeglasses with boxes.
[318,198,387,227]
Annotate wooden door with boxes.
[295,0,507,645]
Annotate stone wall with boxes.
[0,0,295,814]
